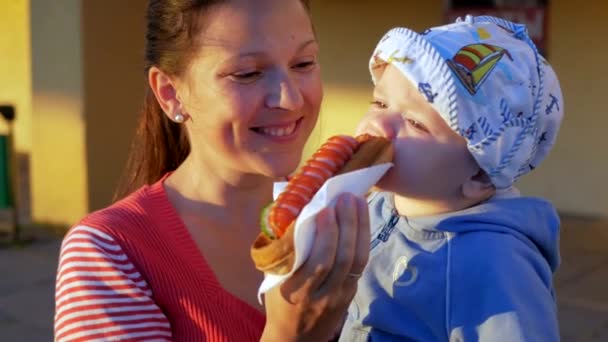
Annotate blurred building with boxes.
[0,0,606,229]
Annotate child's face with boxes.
[357,64,480,203]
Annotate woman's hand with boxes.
[261,192,370,341]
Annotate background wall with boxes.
[0,0,32,225]
[0,0,31,151]
[515,0,608,216]
[307,0,443,145]
[1,0,606,227]
[308,0,608,218]
[30,0,88,226]
[81,0,147,211]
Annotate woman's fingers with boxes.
[351,195,370,275]
[315,193,361,297]
[267,193,371,341]
[281,206,339,303]
[279,193,371,304]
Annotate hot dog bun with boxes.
[250,134,393,275]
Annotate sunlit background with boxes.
[0,0,607,340]
[1,0,606,230]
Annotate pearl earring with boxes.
[174,113,185,123]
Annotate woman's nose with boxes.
[265,74,304,110]
[356,112,404,139]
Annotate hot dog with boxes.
[250,134,394,275]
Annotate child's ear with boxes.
[462,169,496,202]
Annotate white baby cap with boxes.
[370,15,564,189]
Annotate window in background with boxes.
[445,0,549,57]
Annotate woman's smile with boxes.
[250,116,304,143]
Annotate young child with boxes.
[340,16,564,341]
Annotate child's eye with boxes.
[230,71,263,83]
[292,60,317,71]
[370,100,387,109]
[406,118,428,132]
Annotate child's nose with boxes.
[355,112,404,139]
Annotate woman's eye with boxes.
[230,71,262,82]
[370,100,387,109]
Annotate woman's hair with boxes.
[114,0,311,201]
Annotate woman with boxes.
[54,0,369,341]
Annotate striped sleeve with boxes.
[54,225,172,342]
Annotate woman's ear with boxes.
[148,66,182,120]
[462,169,496,202]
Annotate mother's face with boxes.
[177,0,322,179]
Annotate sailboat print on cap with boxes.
[446,43,512,95]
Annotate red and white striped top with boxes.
[54,174,265,341]
[55,225,172,341]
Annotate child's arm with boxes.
[446,231,559,342]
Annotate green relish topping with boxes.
[260,203,276,239]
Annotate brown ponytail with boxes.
[114,0,312,201]
[114,88,190,201]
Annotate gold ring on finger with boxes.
[347,272,362,279]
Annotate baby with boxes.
[340,15,564,341]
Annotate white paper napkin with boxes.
[257,163,393,299]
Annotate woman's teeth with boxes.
[259,121,297,137]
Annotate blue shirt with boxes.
[340,190,560,341]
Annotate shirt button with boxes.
[393,256,418,287]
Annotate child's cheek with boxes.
[378,139,411,191]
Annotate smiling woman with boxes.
[53,0,371,341]
[115,0,320,194]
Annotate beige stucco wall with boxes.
[0,0,32,223]
[78,0,608,218]
[515,0,608,216]
[28,0,147,223]
[308,0,443,145]
[0,0,31,150]
[82,0,147,212]
[30,0,88,225]
[6,0,605,226]
[310,0,608,218]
